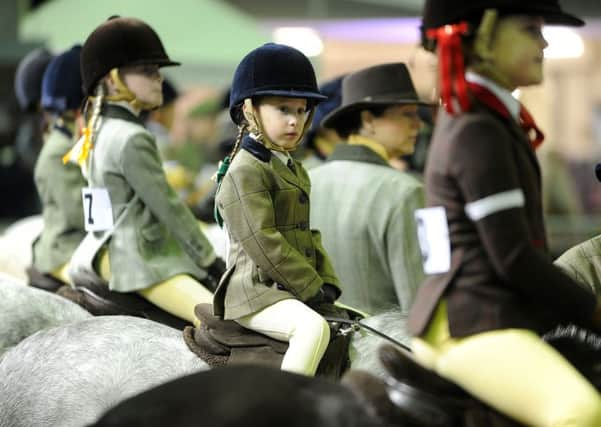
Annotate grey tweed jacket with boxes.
[85,104,216,292]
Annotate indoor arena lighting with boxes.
[543,27,584,59]
[273,27,324,57]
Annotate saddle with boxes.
[28,264,187,330]
[377,345,522,427]
[27,266,66,292]
[184,303,355,380]
[377,325,601,427]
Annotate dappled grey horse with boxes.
[0,272,91,355]
[0,215,43,281]
[0,306,408,427]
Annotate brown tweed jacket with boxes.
[408,101,597,338]
[213,136,340,320]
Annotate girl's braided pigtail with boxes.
[213,122,247,227]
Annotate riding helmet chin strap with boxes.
[104,68,157,112]
[243,98,315,152]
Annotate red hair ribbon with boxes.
[468,82,545,150]
[426,22,471,114]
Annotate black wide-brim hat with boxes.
[422,0,584,33]
[322,62,427,130]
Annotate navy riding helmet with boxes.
[14,47,54,112]
[41,45,85,114]
[229,43,327,125]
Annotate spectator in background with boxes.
[309,63,425,315]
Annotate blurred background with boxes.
[3,0,601,256]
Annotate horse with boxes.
[0,303,409,427]
[0,215,43,281]
[0,214,227,283]
[0,272,91,355]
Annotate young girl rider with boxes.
[32,45,86,285]
[213,43,341,376]
[69,16,224,325]
[408,1,601,426]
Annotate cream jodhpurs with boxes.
[412,306,601,427]
[236,299,330,376]
[96,249,212,326]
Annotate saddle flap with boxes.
[26,266,66,292]
[379,344,468,398]
[195,304,288,353]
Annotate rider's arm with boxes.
[121,132,216,267]
[450,115,596,326]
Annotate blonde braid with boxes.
[230,122,247,160]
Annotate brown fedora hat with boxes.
[321,62,426,129]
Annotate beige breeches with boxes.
[236,299,330,376]
[412,302,601,427]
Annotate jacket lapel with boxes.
[271,155,306,192]
[506,118,541,176]
[474,101,541,177]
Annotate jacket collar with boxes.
[102,103,145,126]
[327,143,391,168]
[241,135,271,162]
[466,72,520,121]
[241,135,311,192]
[53,123,73,139]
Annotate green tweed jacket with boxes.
[213,136,340,320]
[86,104,216,292]
[32,124,87,272]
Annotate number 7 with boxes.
[84,193,94,225]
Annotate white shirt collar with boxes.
[465,71,520,121]
[271,149,291,164]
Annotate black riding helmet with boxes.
[421,0,584,51]
[80,16,179,95]
[229,43,327,125]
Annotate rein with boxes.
[324,316,412,353]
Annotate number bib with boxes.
[81,187,114,232]
[414,206,451,274]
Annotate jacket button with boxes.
[298,222,308,231]
[299,194,308,204]
[305,248,313,257]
